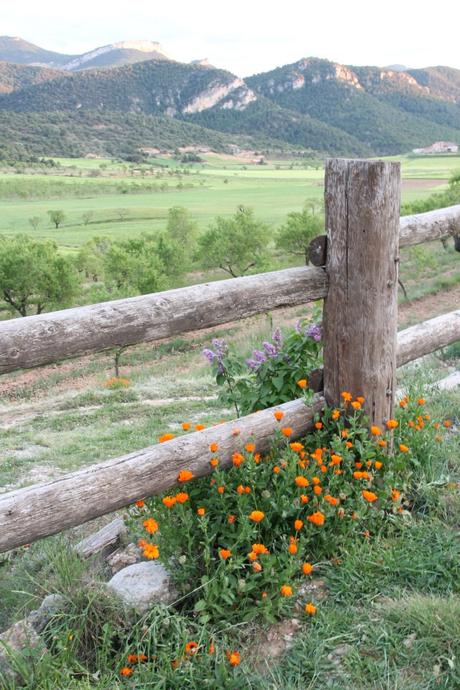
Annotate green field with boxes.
[0,153,459,251]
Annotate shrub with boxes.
[203,315,322,416]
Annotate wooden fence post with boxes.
[322,158,401,427]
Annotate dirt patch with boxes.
[401,178,448,191]
[399,284,460,328]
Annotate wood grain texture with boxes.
[322,158,401,426]
[397,310,460,367]
[399,204,460,247]
[0,396,325,553]
[0,267,327,375]
[74,518,127,558]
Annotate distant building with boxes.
[413,141,459,154]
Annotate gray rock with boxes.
[106,561,177,612]
[27,593,66,633]
[106,543,140,574]
[0,619,47,685]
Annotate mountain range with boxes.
[0,36,459,160]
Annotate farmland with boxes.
[0,153,459,251]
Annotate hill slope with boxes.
[0,61,65,94]
[246,58,460,154]
[0,59,371,156]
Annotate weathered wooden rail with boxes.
[0,158,458,553]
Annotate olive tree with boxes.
[196,206,269,277]
[0,235,80,316]
[276,204,324,264]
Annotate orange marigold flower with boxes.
[143,543,160,559]
[332,409,341,420]
[300,494,310,504]
[280,585,293,597]
[399,398,408,408]
[355,461,363,469]
[252,543,269,554]
[295,475,309,487]
[232,452,244,467]
[312,476,321,485]
[273,410,285,421]
[248,550,257,561]
[443,419,452,428]
[135,499,145,508]
[252,560,263,573]
[219,548,232,560]
[324,494,339,506]
[249,510,265,523]
[362,490,378,503]
[417,398,426,405]
[226,651,241,667]
[294,519,303,530]
[351,401,361,410]
[341,391,352,402]
[273,465,281,474]
[210,458,219,468]
[254,453,261,464]
[197,507,206,517]
[177,469,194,483]
[217,485,225,494]
[182,422,191,431]
[127,654,138,664]
[345,441,353,448]
[313,485,322,495]
[288,542,298,555]
[143,518,159,534]
[374,461,383,470]
[304,602,317,615]
[399,444,409,453]
[297,379,308,389]
[302,562,314,575]
[307,511,325,526]
[195,424,205,431]
[391,488,401,502]
[209,442,219,453]
[120,666,133,676]
[330,454,342,465]
[320,464,327,473]
[159,432,175,443]
[341,429,349,438]
[370,425,382,436]
[315,421,323,430]
[281,427,293,437]
[378,439,387,448]
[162,495,176,508]
[237,484,245,495]
[185,641,199,655]
[209,643,215,654]
[386,419,398,429]
[356,396,365,404]
[245,442,256,453]
[175,492,189,504]
[290,442,304,452]
[227,514,235,524]
[261,591,268,599]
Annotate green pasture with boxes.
[0,153,459,249]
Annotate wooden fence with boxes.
[0,158,459,554]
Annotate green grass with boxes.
[0,381,458,689]
[0,153,459,250]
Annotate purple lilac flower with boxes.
[253,349,267,364]
[202,348,216,364]
[305,323,322,342]
[295,320,302,334]
[246,358,259,370]
[212,338,228,356]
[263,341,278,357]
[272,328,283,348]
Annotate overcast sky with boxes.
[3,0,460,76]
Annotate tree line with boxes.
[0,204,323,318]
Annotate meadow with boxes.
[0,153,459,252]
